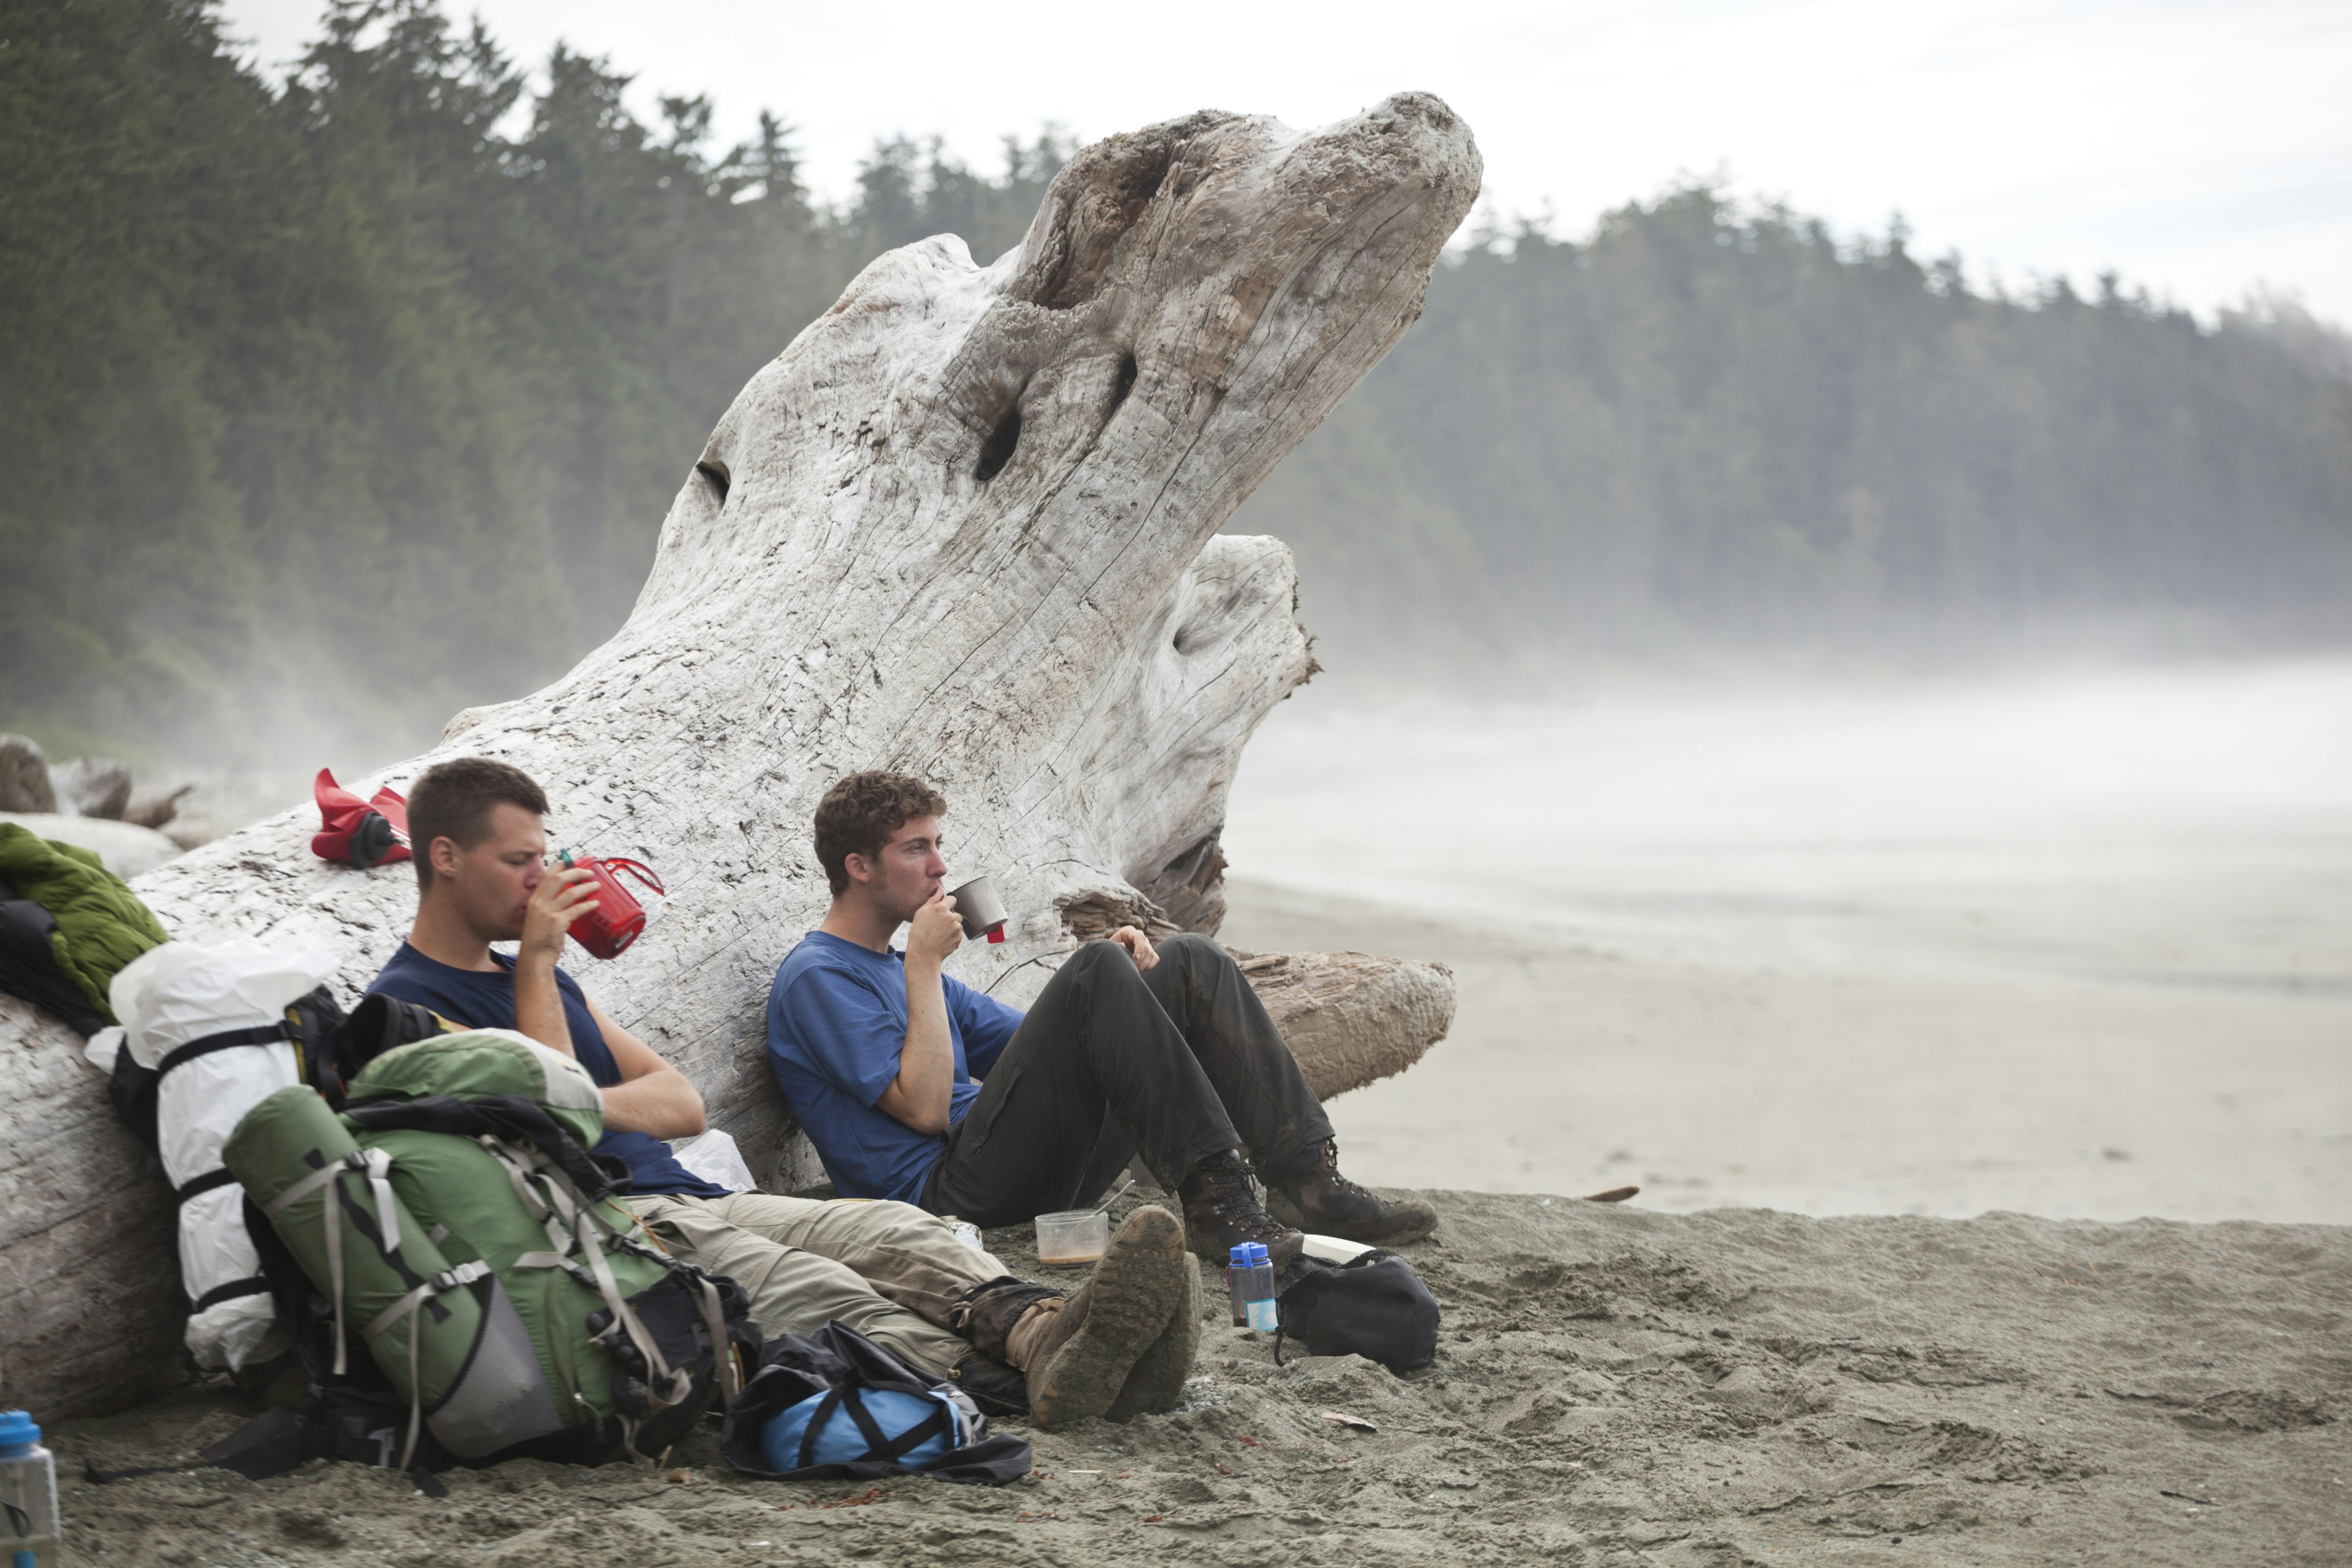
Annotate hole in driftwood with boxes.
[975,403,1022,482]
[1109,353,1138,418]
[696,460,731,502]
[1029,139,1179,310]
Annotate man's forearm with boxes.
[513,955,575,1057]
[890,954,956,1132]
[601,1068,705,1138]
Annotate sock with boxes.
[1003,1296,1067,1371]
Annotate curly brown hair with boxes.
[814,771,949,895]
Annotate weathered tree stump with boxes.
[0,95,1478,1419]
[1230,949,1457,1102]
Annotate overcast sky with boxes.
[217,0,2352,323]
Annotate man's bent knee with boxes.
[1066,939,1130,973]
[1159,932,1222,969]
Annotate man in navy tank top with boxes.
[364,758,1197,1428]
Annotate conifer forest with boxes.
[5,0,2348,758]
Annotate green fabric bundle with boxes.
[0,823,169,1020]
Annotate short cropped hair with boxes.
[814,771,947,895]
[407,758,549,890]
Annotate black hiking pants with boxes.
[919,935,1334,1229]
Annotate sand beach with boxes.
[52,1181,2352,1565]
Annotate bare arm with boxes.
[513,866,600,1057]
[585,997,707,1139]
[874,890,962,1136]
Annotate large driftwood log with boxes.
[0,95,1478,1419]
[1231,949,1456,1102]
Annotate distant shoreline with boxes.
[1219,877,2352,1228]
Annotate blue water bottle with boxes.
[0,1410,59,1568]
[1226,1243,1278,1332]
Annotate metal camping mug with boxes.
[556,850,665,959]
[946,874,1009,944]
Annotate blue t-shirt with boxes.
[766,931,1023,1204]
[366,941,725,1200]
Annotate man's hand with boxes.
[522,865,598,965]
[515,864,598,1056]
[1110,925,1158,972]
[906,888,965,967]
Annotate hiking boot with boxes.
[948,1276,1063,1364]
[1265,1138,1437,1247]
[1178,1148,1303,1267]
[1106,1253,1203,1423]
[1024,1204,1189,1429]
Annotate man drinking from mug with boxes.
[766,771,1438,1264]
[361,757,1200,1427]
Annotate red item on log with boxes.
[310,768,411,869]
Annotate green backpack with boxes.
[224,1029,754,1469]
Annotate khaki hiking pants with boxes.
[626,1192,1009,1378]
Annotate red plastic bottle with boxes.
[557,850,665,959]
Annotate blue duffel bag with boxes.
[720,1321,1030,1486]
[759,1385,965,1471]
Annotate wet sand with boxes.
[1219,880,2352,1225]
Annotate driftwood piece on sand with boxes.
[1230,948,1456,1101]
[0,95,1479,1419]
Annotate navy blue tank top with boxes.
[365,941,725,1199]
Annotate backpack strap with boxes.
[836,1387,953,1464]
[797,1388,848,1470]
[191,1277,270,1312]
[361,1260,493,1472]
[156,1021,291,1079]
[175,1167,240,1204]
[690,1272,743,1403]
[476,1137,692,1414]
[261,1148,404,1377]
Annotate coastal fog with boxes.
[1220,659,2352,1224]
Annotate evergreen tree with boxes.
[2,4,2344,758]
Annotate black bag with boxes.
[309,991,453,1108]
[0,881,104,1037]
[720,1322,1032,1487]
[1274,1248,1442,1372]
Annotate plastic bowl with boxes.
[1033,1208,1109,1266]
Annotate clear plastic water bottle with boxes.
[0,1409,59,1568]
[1225,1243,1277,1332]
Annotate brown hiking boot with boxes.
[1266,1138,1437,1247]
[1178,1148,1303,1267]
[1024,1205,1189,1429]
[1106,1253,1204,1423]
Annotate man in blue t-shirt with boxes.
[768,773,1439,1267]
[365,758,1198,1428]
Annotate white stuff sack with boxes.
[671,1128,758,1194]
[107,939,341,1370]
